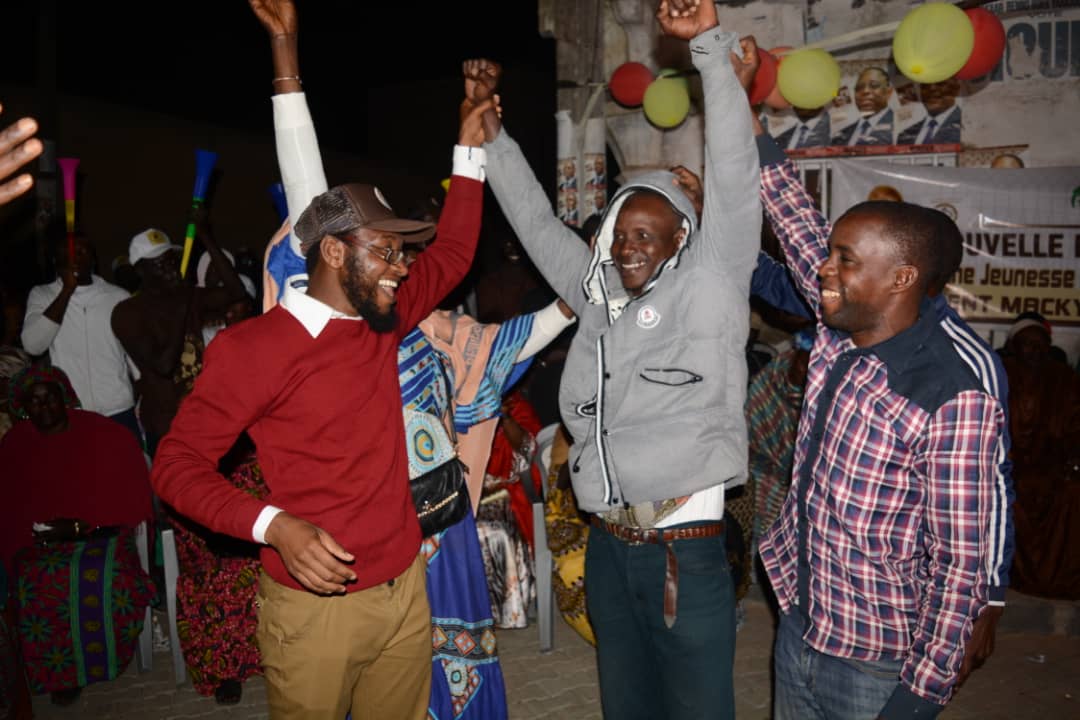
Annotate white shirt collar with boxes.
[925,104,959,125]
[280,282,363,339]
[861,107,890,128]
[799,114,824,132]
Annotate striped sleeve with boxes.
[759,155,831,315]
[454,312,535,432]
[936,306,1014,602]
[888,391,1002,714]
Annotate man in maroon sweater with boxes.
[151,91,498,718]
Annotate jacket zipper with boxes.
[595,334,615,504]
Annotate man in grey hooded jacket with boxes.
[469,1,761,716]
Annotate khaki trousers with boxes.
[255,553,431,720]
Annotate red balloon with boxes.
[764,47,792,110]
[609,62,655,107]
[955,8,1006,80]
[749,49,777,105]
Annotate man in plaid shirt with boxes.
[753,125,1005,719]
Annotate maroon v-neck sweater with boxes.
[152,177,482,592]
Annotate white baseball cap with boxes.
[129,228,180,266]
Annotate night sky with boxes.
[1,1,556,179]
[0,1,559,291]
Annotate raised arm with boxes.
[476,60,594,315]
[250,0,327,252]
[756,129,831,315]
[0,107,42,206]
[393,98,491,335]
[192,206,250,312]
[658,0,761,281]
[672,162,809,319]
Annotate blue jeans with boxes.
[774,612,903,720]
[585,521,735,720]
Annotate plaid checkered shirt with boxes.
[756,153,1004,717]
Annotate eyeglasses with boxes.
[362,244,407,266]
[337,233,406,266]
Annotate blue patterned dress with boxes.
[398,317,532,720]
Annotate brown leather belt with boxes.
[591,516,725,629]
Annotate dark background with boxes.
[0,1,558,288]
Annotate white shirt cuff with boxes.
[517,300,576,361]
[252,505,285,544]
[452,145,487,182]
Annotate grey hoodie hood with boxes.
[581,170,698,324]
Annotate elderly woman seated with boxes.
[0,366,154,705]
[1001,315,1080,600]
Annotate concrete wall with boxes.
[595,0,1080,173]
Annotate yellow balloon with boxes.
[657,68,690,90]
[776,49,841,110]
[892,2,975,84]
[643,77,691,128]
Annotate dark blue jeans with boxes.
[774,611,904,720]
[585,521,735,720]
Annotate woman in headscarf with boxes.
[166,296,266,704]
[0,366,154,705]
[1001,315,1080,599]
[0,346,30,442]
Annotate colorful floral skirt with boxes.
[172,459,265,696]
[1,566,22,718]
[13,530,154,694]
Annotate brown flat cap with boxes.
[294,183,436,255]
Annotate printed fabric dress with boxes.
[398,315,532,720]
[171,446,267,696]
[475,392,542,629]
[13,530,154,694]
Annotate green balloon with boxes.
[643,77,691,129]
[776,48,841,110]
[657,68,690,90]
[893,2,975,84]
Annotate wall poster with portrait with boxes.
[764,58,965,151]
[556,156,580,227]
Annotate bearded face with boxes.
[341,243,400,333]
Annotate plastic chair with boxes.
[531,423,559,653]
[133,521,186,685]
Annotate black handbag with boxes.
[406,364,470,538]
[411,456,469,538]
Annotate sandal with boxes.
[214,679,243,705]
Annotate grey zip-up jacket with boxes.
[485,27,760,512]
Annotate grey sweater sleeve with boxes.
[690,27,762,287]
[484,130,593,316]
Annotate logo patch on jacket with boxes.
[636,305,661,329]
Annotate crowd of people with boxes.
[1,1,1078,719]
